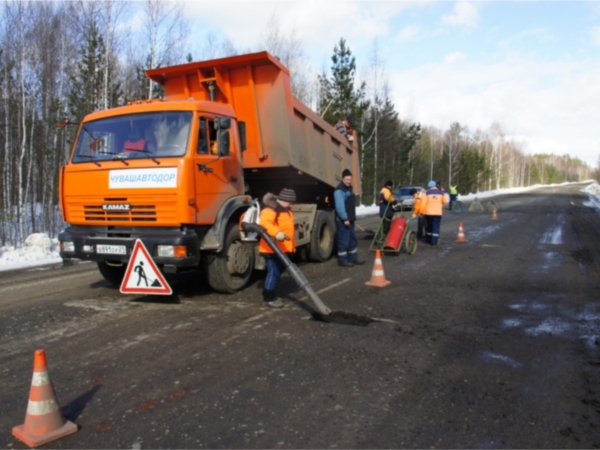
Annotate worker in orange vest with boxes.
[410,188,426,239]
[259,188,297,308]
[378,180,397,236]
[421,180,447,245]
[123,127,147,153]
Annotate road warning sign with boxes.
[120,239,172,295]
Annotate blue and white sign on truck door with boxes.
[109,168,177,189]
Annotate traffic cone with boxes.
[12,350,78,448]
[491,208,498,220]
[455,222,467,243]
[365,250,391,288]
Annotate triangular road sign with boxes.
[120,239,172,295]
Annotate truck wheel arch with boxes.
[200,196,253,252]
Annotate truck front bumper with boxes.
[59,226,200,267]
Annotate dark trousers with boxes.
[264,256,285,292]
[425,215,442,245]
[381,215,392,236]
[450,194,457,210]
[417,215,426,238]
[336,220,358,262]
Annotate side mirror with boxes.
[217,117,231,130]
[238,121,247,151]
[56,118,72,128]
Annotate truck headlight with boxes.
[157,245,186,258]
[61,241,75,252]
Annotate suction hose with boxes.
[241,222,331,316]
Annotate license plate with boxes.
[97,245,127,255]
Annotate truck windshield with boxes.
[72,112,192,163]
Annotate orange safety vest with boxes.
[258,203,296,255]
[422,188,447,216]
[124,138,147,153]
[413,191,426,216]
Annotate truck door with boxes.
[193,116,244,224]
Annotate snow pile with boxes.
[356,204,379,217]
[582,182,600,211]
[0,233,61,272]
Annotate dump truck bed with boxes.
[146,52,360,194]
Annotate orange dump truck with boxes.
[58,51,360,293]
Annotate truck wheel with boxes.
[405,230,418,255]
[308,210,335,262]
[204,223,254,293]
[97,261,126,285]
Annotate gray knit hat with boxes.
[278,188,297,203]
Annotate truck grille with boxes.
[67,196,178,224]
[84,205,157,222]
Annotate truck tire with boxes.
[308,210,336,262]
[97,261,126,285]
[204,222,254,293]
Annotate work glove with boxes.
[275,231,286,241]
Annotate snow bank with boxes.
[0,233,61,272]
[582,182,600,211]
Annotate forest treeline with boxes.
[0,0,597,246]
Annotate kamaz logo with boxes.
[102,204,131,211]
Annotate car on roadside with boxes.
[394,186,424,210]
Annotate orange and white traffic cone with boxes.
[365,250,391,288]
[455,222,467,242]
[491,208,498,220]
[12,350,78,448]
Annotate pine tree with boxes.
[318,38,368,127]
[68,21,121,120]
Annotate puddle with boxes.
[506,297,600,342]
[536,251,561,271]
[502,318,522,328]
[525,318,571,336]
[540,223,563,245]
[480,351,522,368]
[468,224,503,241]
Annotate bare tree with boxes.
[258,13,317,107]
[140,0,188,98]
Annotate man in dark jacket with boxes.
[335,116,355,141]
[334,169,365,267]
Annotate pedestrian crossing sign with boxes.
[120,239,173,295]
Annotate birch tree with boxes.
[140,0,188,98]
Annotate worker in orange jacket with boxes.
[259,188,297,308]
[421,180,447,245]
[378,180,397,236]
[410,188,426,239]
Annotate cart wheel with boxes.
[405,230,417,255]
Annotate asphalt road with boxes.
[1,182,599,449]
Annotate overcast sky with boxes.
[152,0,600,166]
